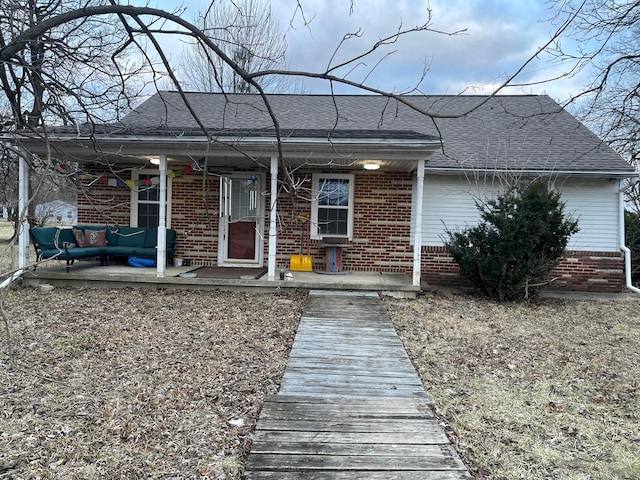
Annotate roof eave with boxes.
[424,166,637,179]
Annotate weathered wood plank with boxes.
[245,471,474,480]
[246,453,463,471]
[248,442,459,458]
[250,429,448,445]
[254,417,442,434]
[261,394,433,410]
[258,406,434,421]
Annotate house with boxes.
[7,92,637,292]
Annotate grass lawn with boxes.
[1,218,639,478]
[386,292,640,479]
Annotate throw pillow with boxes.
[85,229,107,247]
[72,228,88,247]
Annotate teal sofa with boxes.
[30,225,177,272]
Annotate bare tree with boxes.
[547,0,640,167]
[0,0,150,239]
[0,0,146,131]
[180,0,300,93]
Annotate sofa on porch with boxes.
[30,225,176,272]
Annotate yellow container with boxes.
[290,254,313,271]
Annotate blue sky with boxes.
[143,0,586,102]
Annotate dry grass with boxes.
[385,292,640,480]
[0,287,304,479]
[3,220,640,478]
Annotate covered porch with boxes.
[21,261,420,298]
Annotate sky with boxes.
[141,0,587,103]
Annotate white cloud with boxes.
[144,0,584,99]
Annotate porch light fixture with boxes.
[363,162,380,170]
[149,158,160,165]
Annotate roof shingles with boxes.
[119,92,633,175]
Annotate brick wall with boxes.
[272,170,416,272]
[170,174,219,266]
[76,169,130,225]
[420,246,626,293]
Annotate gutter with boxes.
[424,166,636,179]
[619,183,640,294]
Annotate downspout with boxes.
[619,183,640,294]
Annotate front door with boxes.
[218,174,264,267]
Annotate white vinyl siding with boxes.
[558,179,620,251]
[412,175,621,252]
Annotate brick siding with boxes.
[76,167,626,292]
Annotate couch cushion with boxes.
[130,247,158,258]
[104,246,138,257]
[38,248,64,259]
[84,229,107,247]
[144,228,158,248]
[65,246,106,258]
[73,228,88,247]
[166,229,177,248]
[30,227,57,251]
[115,228,146,247]
[105,228,119,246]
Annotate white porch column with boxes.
[156,154,167,277]
[267,155,278,281]
[18,148,30,269]
[412,159,425,287]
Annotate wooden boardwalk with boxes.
[245,291,472,479]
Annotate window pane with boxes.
[138,175,159,201]
[318,178,350,207]
[318,208,348,236]
[138,203,159,228]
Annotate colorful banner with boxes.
[75,160,203,188]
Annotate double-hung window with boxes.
[311,173,354,240]
[131,171,171,228]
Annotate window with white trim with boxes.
[131,171,171,227]
[311,173,354,240]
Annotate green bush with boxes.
[444,178,579,301]
[624,210,640,286]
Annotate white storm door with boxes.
[218,174,264,266]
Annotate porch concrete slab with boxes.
[21,262,419,297]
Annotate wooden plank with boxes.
[280,372,423,387]
[279,374,423,389]
[261,395,433,410]
[258,405,434,421]
[246,453,463,471]
[254,417,443,434]
[250,429,448,445]
[245,470,473,480]
[246,471,474,480]
[248,443,459,458]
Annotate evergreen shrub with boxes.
[444,178,579,301]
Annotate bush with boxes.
[444,178,579,301]
[624,210,640,286]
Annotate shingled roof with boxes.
[119,91,633,176]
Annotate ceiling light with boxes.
[149,158,160,165]
[363,163,380,170]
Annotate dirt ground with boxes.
[2,220,640,479]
